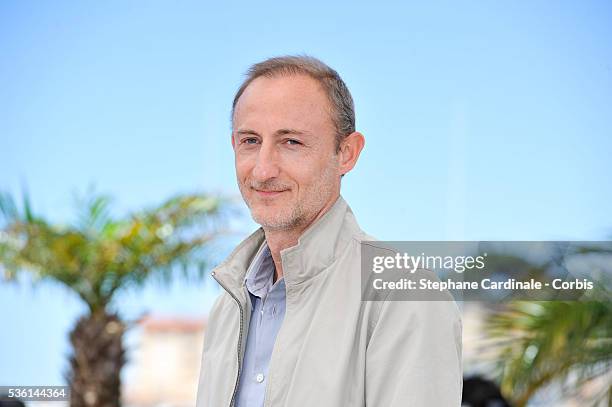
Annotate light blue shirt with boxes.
[234,241,286,407]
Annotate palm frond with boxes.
[0,189,229,311]
[485,300,612,406]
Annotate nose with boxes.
[252,141,280,181]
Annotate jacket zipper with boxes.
[211,271,245,407]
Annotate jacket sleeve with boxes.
[365,292,463,406]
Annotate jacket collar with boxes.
[211,195,362,296]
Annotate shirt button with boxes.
[255,373,265,383]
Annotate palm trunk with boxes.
[66,310,125,407]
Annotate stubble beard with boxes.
[239,159,340,232]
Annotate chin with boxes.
[252,210,284,225]
[251,208,299,229]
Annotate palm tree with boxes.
[486,300,612,406]
[483,245,612,406]
[0,189,228,407]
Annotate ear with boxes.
[231,133,236,150]
[338,131,365,176]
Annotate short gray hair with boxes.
[231,55,355,151]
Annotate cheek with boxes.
[283,160,322,189]
[235,156,253,180]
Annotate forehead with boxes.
[233,74,335,135]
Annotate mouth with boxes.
[252,188,288,198]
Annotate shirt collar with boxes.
[244,241,276,298]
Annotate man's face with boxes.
[232,74,341,231]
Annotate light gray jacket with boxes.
[196,196,462,406]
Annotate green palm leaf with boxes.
[0,188,229,406]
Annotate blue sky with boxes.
[1,1,611,386]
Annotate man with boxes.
[196,55,462,407]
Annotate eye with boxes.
[285,139,302,146]
[242,137,259,145]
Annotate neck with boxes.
[264,194,339,282]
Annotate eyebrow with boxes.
[235,128,313,137]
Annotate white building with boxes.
[123,316,206,407]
